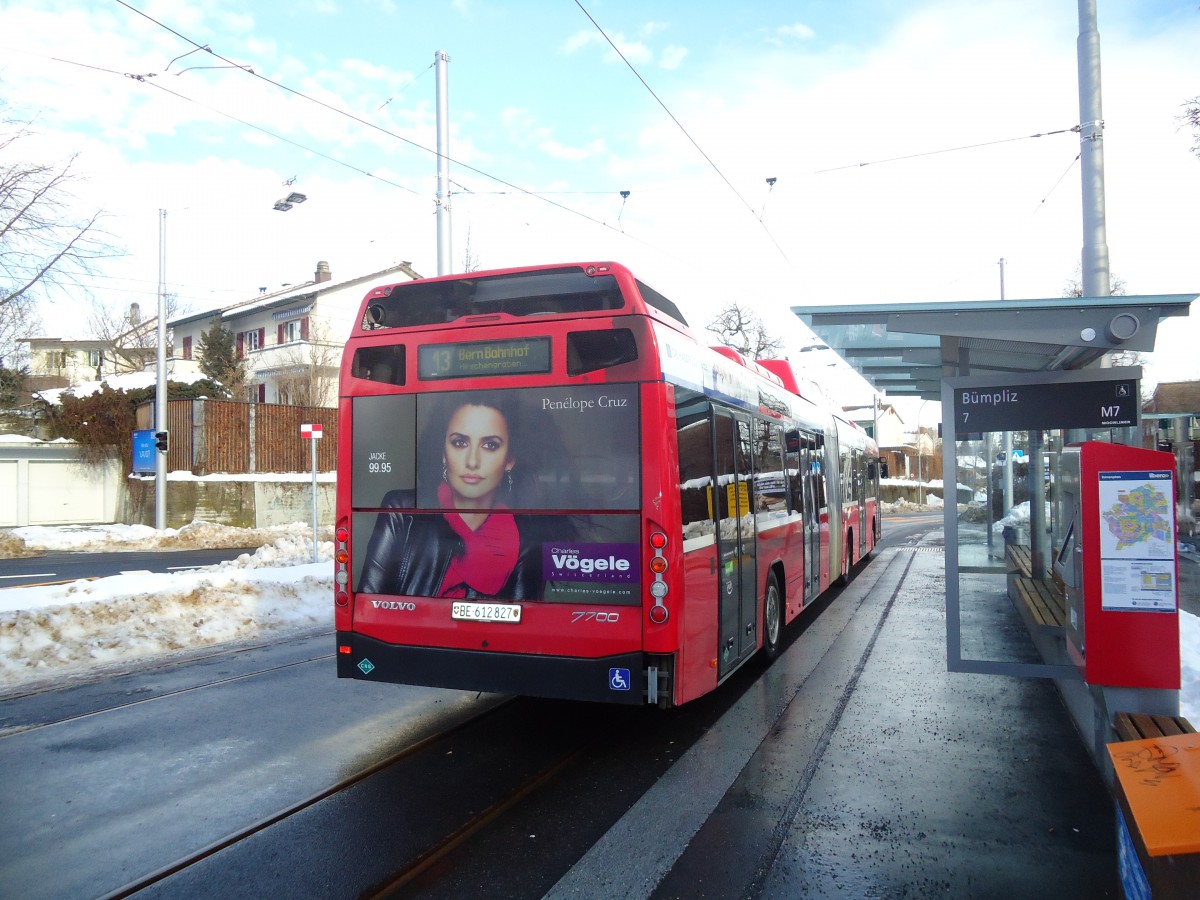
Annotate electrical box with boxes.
[1058,442,1179,689]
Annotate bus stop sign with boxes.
[953,375,1138,432]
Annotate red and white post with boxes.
[301,423,323,562]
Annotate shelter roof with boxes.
[793,294,1196,401]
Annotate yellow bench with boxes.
[1109,714,1200,898]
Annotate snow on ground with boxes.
[1183,611,1200,723]
[0,521,1196,722]
[0,523,332,691]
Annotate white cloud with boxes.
[660,44,688,70]
[778,22,816,41]
[563,29,600,55]
[540,138,606,162]
[561,26,652,66]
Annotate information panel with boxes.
[1097,470,1177,612]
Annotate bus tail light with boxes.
[335,522,350,607]
[648,530,668,624]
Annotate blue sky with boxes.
[2,0,1198,393]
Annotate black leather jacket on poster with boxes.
[357,490,545,600]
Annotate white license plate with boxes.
[451,601,522,623]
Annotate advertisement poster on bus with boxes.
[352,384,642,604]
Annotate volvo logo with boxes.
[371,600,416,611]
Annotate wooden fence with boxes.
[137,399,338,474]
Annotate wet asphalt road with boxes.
[0,516,1130,897]
[550,538,1118,898]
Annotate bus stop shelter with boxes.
[793,292,1197,768]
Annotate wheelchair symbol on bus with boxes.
[609,667,631,691]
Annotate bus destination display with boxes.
[418,337,551,380]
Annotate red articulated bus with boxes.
[333,261,881,708]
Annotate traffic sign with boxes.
[301,423,323,439]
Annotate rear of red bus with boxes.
[333,262,693,706]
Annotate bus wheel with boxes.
[763,573,782,661]
[836,531,853,586]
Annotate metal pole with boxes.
[1077,0,1110,299]
[155,209,167,530]
[998,256,1014,516]
[916,400,926,506]
[435,50,451,276]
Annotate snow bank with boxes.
[0,532,332,691]
[10,520,324,553]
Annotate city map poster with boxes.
[1097,470,1177,612]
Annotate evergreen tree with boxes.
[196,315,245,398]
[0,363,28,409]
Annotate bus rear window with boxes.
[567,328,638,376]
[352,345,406,385]
[362,268,625,329]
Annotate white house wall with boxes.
[0,439,121,526]
[169,264,415,405]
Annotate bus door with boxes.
[714,409,758,677]
[855,450,868,558]
[803,436,822,600]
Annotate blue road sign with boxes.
[132,429,156,474]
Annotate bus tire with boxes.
[763,573,782,661]
[836,530,853,585]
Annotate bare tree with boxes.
[86,294,183,375]
[1182,96,1200,159]
[1062,267,1142,367]
[274,320,341,407]
[1,126,110,363]
[705,302,783,360]
[461,226,481,273]
[1061,266,1127,300]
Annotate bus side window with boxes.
[756,422,788,514]
[675,401,713,531]
[811,443,826,509]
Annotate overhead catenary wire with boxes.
[108,0,627,241]
[51,56,423,197]
[1033,152,1081,213]
[814,126,1080,173]
[572,0,791,263]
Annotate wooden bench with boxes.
[1011,575,1066,630]
[1113,711,1197,742]
[1007,543,1033,579]
[1007,544,1066,631]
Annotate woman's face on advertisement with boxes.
[444,404,513,507]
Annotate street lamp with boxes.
[273,191,307,212]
